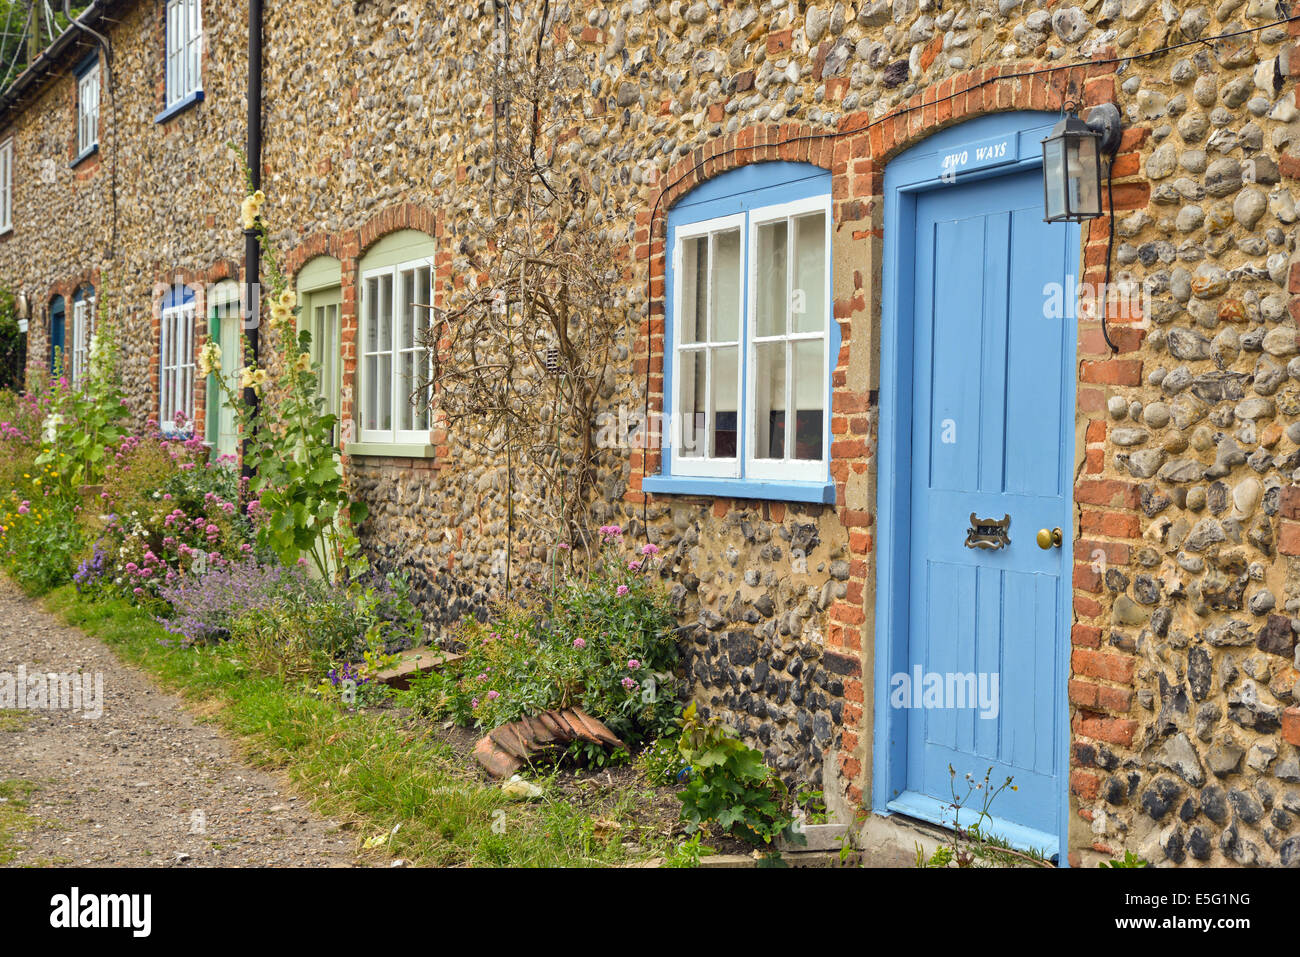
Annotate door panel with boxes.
[897,168,1075,846]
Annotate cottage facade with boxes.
[3,0,1300,867]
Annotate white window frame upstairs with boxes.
[76,61,99,156]
[164,0,203,109]
[0,138,12,234]
[668,212,746,479]
[160,297,196,435]
[357,257,435,446]
[70,293,95,385]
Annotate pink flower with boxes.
[627,560,642,571]
[573,638,586,649]
[621,677,637,690]
[628,659,640,670]
[471,697,479,708]
[616,584,629,597]
[487,690,499,700]
[641,543,660,555]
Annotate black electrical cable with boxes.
[1102,159,1118,354]
[637,14,1300,539]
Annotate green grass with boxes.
[0,778,41,865]
[43,586,661,867]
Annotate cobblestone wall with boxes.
[2,0,1300,863]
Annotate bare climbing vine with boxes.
[425,1,632,567]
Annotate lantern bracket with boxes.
[1083,102,1122,157]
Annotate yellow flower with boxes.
[294,352,312,373]
[198,339,222,377]
[251,369,269,388]
[278,288,297,310]
[270,302,292,324]
[239,366,256,389]
[240,197,258,230]
[251,189,266,206]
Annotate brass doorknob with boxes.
[1036,527,1062,549]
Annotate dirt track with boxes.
[0,578,359,867]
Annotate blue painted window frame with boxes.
[72,51,100,166]
[641,162,838,505]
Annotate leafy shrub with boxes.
[34,330,129,494]
[423,529,682,755]
[0,483,83,593]
[675,702,800,848]
[158,558,308,645]
[91,431,257,603]
[635,735,688,786]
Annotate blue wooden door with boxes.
[894,167,1075,851]
[49,297,65,374]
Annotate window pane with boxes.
[399,268,415,349]
[711,345,738,458]
[679,236,706,344]
[755,220,788,338]
[378,354,392,431]
[414,266,431,343]
[754,341,787,460]
[399,351,413,431]
[792,212,826,334]
[711,229,741,343]
[378,274,392,351]
[364,355,379,431]
[364,277,379,352]
[677,349,704,458]
[792,338,825,460]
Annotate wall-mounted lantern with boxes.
[1041,103,1122,223]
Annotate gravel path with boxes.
[0,578,360,867]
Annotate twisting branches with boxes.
[425,6,628,566]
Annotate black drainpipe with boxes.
[242,0,262,483]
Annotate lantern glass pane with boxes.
[1043,137,1067,221]
[1075,135,1101,217]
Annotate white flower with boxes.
[41,413,64,444]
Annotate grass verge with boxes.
[43,585,658,867]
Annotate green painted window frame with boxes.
[205,281,243,461]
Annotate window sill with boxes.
[641,474,835,504]
[344,441,438,459]
[155,89,204,124]
[70,144,98,168]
